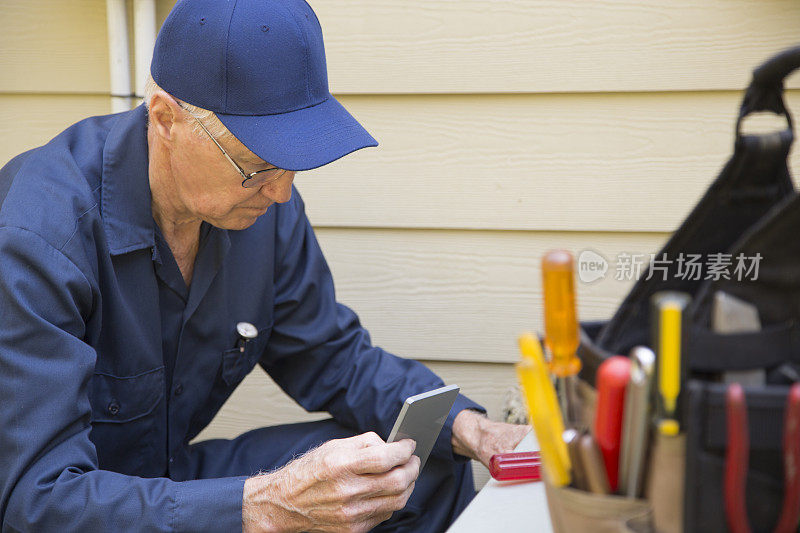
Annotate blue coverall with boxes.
[0,105,482,532]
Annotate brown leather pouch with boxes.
[544,478,655,533]
[542,380,657,533]
[644,432,685,533]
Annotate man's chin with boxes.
[227,216,261,230]
[209,214,263,231]
[205,205,272,230]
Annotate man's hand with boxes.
[242,432,420,533]
[451,410,531,468]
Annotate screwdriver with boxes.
[517,333,571,487]
[579,431,611,495]
[651,292,691,436]
[489,451,542,481]
[619,346,655,498]
[542,250,582,427]
[564,428,588,490]
[595,355,631,493]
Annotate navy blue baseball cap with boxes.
[150,0,378,171]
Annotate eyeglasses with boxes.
[181,105,288,188]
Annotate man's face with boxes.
[165,106,296,231]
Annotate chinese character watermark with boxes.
[576,250,763,283]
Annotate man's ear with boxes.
[147,91,184,142]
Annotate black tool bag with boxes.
[576,45,800,533]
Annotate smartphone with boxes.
[387,384,460,470]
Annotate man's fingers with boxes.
[318,432,388,473]
[348,478,416,532]
[349,509,395,533]
[364,477,417,516]
[335,491,403,531]
[328,431,385,453]
[357,455,421,500]
[264,433,421,532]
[353,431,386,448]
[350,439,416,474]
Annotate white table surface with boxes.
[446,431,552,533]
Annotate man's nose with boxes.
[260,171,295,203]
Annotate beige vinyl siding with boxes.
[0,0,111,94]
[4,0,800,94]
[315,228,670,363]
[2,0,799,490]
[301,91,800,232]
[314,0,800,94]
[0,94,112,162]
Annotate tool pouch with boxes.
[544,481,654,533]
[543,379,657,533]
[643,431,685,533]
[573,45,800,533]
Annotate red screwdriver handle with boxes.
[489,452,542,481]
[595,356,630,492]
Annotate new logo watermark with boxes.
[578,249,609,283]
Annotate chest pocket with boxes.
[88,366,165,474]
[220,323,273,388]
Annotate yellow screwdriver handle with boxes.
[651,291,690,437]
[517,333,571,486]
[659,303,682,415]
[519,334,568,463]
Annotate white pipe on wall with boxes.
[133,0,157,100]
[106,0,132,113]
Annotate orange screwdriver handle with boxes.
[542,250,581,378]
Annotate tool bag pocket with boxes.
[683,381,796,533]
[643,431,686,533]
[544,481,655,533]
[576,336,679,533]
[542,377,657,533]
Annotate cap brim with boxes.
[216,95,378,172]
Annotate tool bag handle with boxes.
[736,45,800,137]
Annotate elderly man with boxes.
[0,0,528,531]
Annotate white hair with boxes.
[142,74,235,143]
